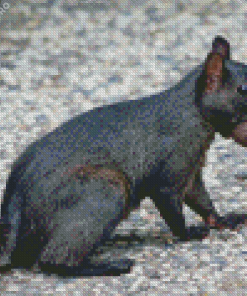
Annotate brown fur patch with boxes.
[65,165,131,218]
[204,53,223,94]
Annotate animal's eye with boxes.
[237,85,247,95]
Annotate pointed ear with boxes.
[211,36,230,60]
[203,36,230,94]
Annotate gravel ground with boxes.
[1,0,247,294]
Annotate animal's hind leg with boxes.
[39,165,133,276]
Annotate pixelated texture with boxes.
[1,36,247,276]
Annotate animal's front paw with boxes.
[218,212,247,230]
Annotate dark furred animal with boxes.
[1,36,247,276]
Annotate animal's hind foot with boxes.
[39,258,134,277]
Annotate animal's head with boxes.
[197,36,247,146]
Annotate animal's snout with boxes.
[231,120,247,146]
